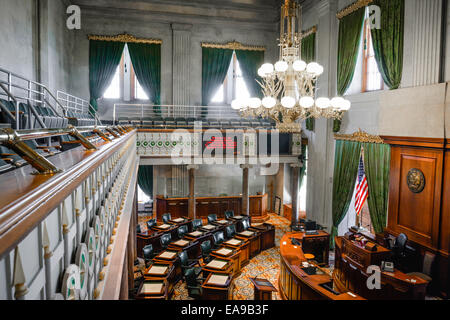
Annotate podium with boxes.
[250,278,277,300]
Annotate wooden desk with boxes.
[333,236,429,300]
[156,194,269,223]
[144,263,177,298]
[250,278,277,300]
[211,248,241,277]
[236,231,261,258]
[252,223,275,251]
[202,258,234,279]
[202,273,233,300]
[223,238,250,267]
[135,280,168,300]
[279,232,364,300]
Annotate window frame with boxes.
[361,17,384,92]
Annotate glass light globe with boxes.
[231,99,241,110]
[340,99,351,111]
[261,63,274,75]
[315,97,331,109]
[306,62,321,75]
[331,97,346,109]
[315,65,324,76]
[249,97,262,109]
[299,96,314,108]
[275,61,289,73]
[293,60,307,72]
[257,67,266,78]
[262,97,276,109]
[281,96,296,109]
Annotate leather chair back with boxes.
[143,244,154,260]
[192,219,203,230]
[393,233,408,255]
[225,225,236,239]
[185,268,199,288]
[201,240,212,257]
[136,224,142,234]
[179,251,188,266]
[160,233,172,249]
[213,232,225,246]
[225,211,234,219]
[207,214,217,224]
[146,219,157,229]
[162,213,172,224]
[241,219,250,230]
[178,225,188,239]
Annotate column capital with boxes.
[171,23,193,31]
[290,162,303,168]
[240,164,253,169]
[187,165,199,170]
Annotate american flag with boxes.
[355,155,368,216]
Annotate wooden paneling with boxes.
[440,147,450,254]
[387,145,443,249]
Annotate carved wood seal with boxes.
[406,168,425,193]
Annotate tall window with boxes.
[210,51,250,104]
[362,17,384,92]
[103,44,150,101]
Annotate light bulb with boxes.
[315,97,331,109]
[315,65,324,76]
[262,97,276,109]
[293,60,307,72]
[306,62,321,75]
[261,63,274,75]
[231,99,241,110]
[249,97,262,109]
[341,99,351,111]
[257,67,266,78]
[299,96,314,108]
[331,97,346,109]
[275,61,289,73]
[281,96,296,109]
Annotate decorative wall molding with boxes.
[201,41,265,51]
[301,25,317,38]
[334,129,384,144]
[87,33,163,44]
[336,0,374,19]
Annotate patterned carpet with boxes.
[172,213,291,300]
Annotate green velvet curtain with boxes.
[331,140,361,249]
[301,33,316,64]
[337,8,365,96]
[363,143,391,234]
[235,50,265,98]
[89,40,125,114]
[302,32,316,132]
[370,0,405,89]
[137,165,154,199]
[128,42,162,115]
[202,47,233,107]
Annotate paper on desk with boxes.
[216,248,233,256]
[173,218,184,223]
[148,266,168,275]
[174,239,189,246]
[225,239,242,246]
[141,282,163,294]
[159,251,177,259]
[207,274,229,286]
[206,260,228,269]
[240,231,254,237]
[158,224,171,229]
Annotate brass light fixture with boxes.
[231,0,351,133]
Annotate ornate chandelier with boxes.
[231,0,351,133]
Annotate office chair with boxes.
[213,231,225,249]
[146,219,157,230]
[143,244,156,267]
[224,210,234,220]
[185,267,205,299]
[162,213,172,224]
[201,240,213,264]
[407,251,435,284]
[179,251,202,277]
[177,225,188,239]
[207,214,218,224]
[160,233,172,252]
[391,233,408,268]
[192,219,203,231]
[225,225,236,239]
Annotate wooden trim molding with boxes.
[381,136,446,149]
[88,33,162,44]
[335,129,384,144]
[336,0,374,19]
[201,41,265,51]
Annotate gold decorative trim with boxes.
[88,33,162,44]
[201,41,266,51]
[301,26,317,39]
[334,129,384,144]
[336,0,374,19]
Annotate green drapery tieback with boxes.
[330,140,361,249]
[370,0,405,90]
[201,47,233,110]
[89,40,125,114]
[337,8,365,96]
[363,143,391,234]
[138,165,154,199]
[235,50,265,98]
[302,33,316,132]
[128,42,162,115]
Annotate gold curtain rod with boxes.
[336,0,374,19]
[88,33,162,44]
[334,129,385,144]
[201,41,266,51]
[301,26,317,38]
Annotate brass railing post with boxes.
[68,125,97,150]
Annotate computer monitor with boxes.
[304,220,317,231]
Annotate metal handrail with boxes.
[57,90,103,126]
